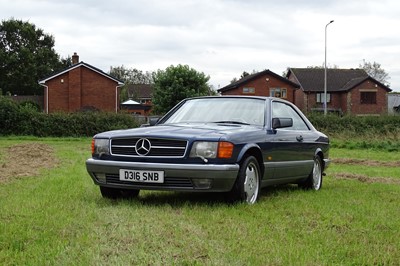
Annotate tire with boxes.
[300,156,323,190]
[229,155,261,204]
[100,186,140,199]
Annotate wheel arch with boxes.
[237,144,264,176]
[314,148,325,170]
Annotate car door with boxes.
[270,101,314,180]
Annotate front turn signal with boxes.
[218,142,234,159]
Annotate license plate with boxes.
[119,169,164,183]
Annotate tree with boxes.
[240,71,250,79]
[109,65,153,85]
[0,18,65,95]
[359,59,390,86]
[152,64,211,114]
[230,70,259,83]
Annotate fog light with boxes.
[95,173,106,183]
[192,178,212,189]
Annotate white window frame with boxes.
[270,88,287,98]
[316,93,331,103]
[243,87,255,94]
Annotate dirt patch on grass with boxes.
[0,143,58,183]
[333,158,400,167]
[333,173,400,185]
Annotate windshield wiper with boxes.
[213,120,250,125]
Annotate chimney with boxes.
[72,52,79,65]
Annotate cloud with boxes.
[1,0,399,90]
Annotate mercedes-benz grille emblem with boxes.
[135,138,151,156]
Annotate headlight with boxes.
[190,142,218,159]
[91,138,110,156]
[190,141,234,159]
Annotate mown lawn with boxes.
[0,137,399,265]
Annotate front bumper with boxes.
[86,158,240,192]
[323,158,331,170]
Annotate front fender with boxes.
[236,143,263,163]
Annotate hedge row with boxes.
[308,113,400,136]
[1,96,399,137]
[0,97,139,137]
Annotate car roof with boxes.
[187,95,293,104]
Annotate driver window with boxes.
[272,102,309,130]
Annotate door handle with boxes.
[296,135,303,142]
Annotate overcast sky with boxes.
[1,0,400,91]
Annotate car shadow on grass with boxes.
[97,184,302,207]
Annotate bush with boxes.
[19,100,42,112]
[308,113,400,151]
[308,113,400,138]
[0,96,139,137]
[2,96,400,140]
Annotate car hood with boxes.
[95,123,262,141]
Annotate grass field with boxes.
[0,137,399,265]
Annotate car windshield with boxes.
[163,98,265,126]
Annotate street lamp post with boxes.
[324,20,334,115]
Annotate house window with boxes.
[243,87,255,94]
[270,88,287,98]
[316,93,331,103]
[360,92,377,104]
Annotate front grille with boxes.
[111,138,187,158]
[105,174,193,188]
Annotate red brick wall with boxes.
[287,73,304,110]
[81,68,119,112]
[301,89,387,115]
[348,80,388,115]
[46,66,119,113]
[294,88,305,111]
[307,93,344,112]
[221,73,297,103]
[47,73,70,112]
[287,72,388,115]
[69,67,82,111]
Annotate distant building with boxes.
[38,53,124,113]
[120,99,152,116]
[287,68,392,115]
[127,84,153,105]
[218,69,300,103]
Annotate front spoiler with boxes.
[86,158,240,192]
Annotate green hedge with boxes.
[308,113,400,137]
[1,96,400,138]
[308,113,400,152]
[0,97,139,137]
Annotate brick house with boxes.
[127,84,153,105]
[38,53,124,113]
[218,69,300,102]
[118,84,154,116]
[287,68,392,115]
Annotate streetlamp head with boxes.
[330,20,334,23]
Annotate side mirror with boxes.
[140,117,160,127]
[272,117,293,129]
[149,117,160,126]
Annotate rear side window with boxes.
[272,102,309,131]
